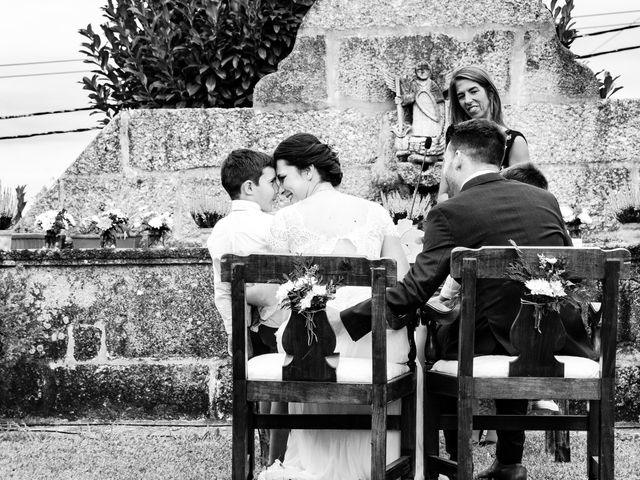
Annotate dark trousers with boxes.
[442,398,528,464]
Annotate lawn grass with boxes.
[1,423,639,479]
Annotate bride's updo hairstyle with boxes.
[273,133,343,187]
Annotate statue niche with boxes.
[382,62,446,165]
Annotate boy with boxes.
[207,149,288,464]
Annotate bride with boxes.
[263,133,424,480]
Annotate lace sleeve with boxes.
[370,202,398,238]
[268,209,290,253]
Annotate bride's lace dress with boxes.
[265,189,424,480]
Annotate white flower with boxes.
[312,284,327,296]
[577,211,592,224]
[58,332,65,340]
[276,281,294,304]
[43,322,51,330]
[549,280,566,297]
[148,216,163,229]
[62,316,69,324]
[36,344,44,353]
[299,291,314,311]
[525,278,555,297]
[29,346,36,355]
[51,332,58,341]
[95,216,113,231]
[559,204,575,223]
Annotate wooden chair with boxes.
[423,246,630,480]
[221,253,417,480]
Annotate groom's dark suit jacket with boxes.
[342,172,596,360]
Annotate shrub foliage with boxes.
[80,0,315,124]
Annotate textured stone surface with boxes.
[299,0,549,30]
[253,36,327,108]
[46,363,211,419]
[522,30,599,101]
[65,116,122,175]
[336,31,514,103]
[0,250,225,360]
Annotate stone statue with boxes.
[382,62,446,164]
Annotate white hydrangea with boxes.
[276,281,294,304]
[299,290,315,311]
[524,278,555,297]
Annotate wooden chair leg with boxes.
[233,380,249,480]
[600,380,615,480]
[587,400,600,480]
[401,388,416,479]
[424,387,442,480]
[372,384,387,480]
[457,393,474,480]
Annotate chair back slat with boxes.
[600,259,622,380]
[221,253,397,286]
[458,258,477,379]
[450,247,630,280]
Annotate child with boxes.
[207,148,288,463]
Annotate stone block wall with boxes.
[0,249,231,420]
[1,248,639,420]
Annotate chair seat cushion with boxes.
[431,355,599,378]
[247,353,410,382]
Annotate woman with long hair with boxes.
[439,65,530,200]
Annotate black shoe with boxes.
[475,460,527,480]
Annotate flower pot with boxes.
[0,229,12,250]
[10,232,45,249]
[281,310,338,381]
[509,300,567,377]
[617,222,640,246]
[118,235,141,248]
[44,232,64,249]
[71,234,102,249]
[145,231,165,249]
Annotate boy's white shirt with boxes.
[207,200,289,335]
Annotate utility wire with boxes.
[574,9,640,19]
[579,22,640,30]
[576,24,640,38]
[577,44,640,59]
[0,59,84,68]
[585,14,640,55]
[0,126,102,141]
[0,70,90,80]
[0,107,95,121]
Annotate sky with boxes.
[0,0,639,204]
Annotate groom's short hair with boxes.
[221,149,274,199]
[448,119,506,167]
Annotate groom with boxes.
[341,119,587,480]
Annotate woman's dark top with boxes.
[445,125,527,168]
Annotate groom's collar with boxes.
[460,171,504,193]
[230,200,262,212]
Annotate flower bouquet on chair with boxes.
[276,263,340,381]
[505,241,585,377]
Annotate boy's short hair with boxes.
[221,149,274,199]
[501,162,548,190]
[448,119,506,167]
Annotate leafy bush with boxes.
[616,366,640,422]
[80,0,315,124]
[546,0,577,49]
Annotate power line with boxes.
[0,59,84,68]
[576,24,640,38]
[579,22,640,30]
[586,14,640,55]
[0,107,95,121]
[0,127,102,141]
[0,70,90,80]
[574,9,640,19]
[577,44,640,59]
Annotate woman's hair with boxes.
[273,133,343,187]
[448,65,504,126]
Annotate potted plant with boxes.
[134,209,173,248]
[559,204,592,246]
[74,206,134,248]
[0,184,26,250]
[189,191,230,246]
[380,191,432,263]
[613,187,640,245]
[33,209,76,249]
